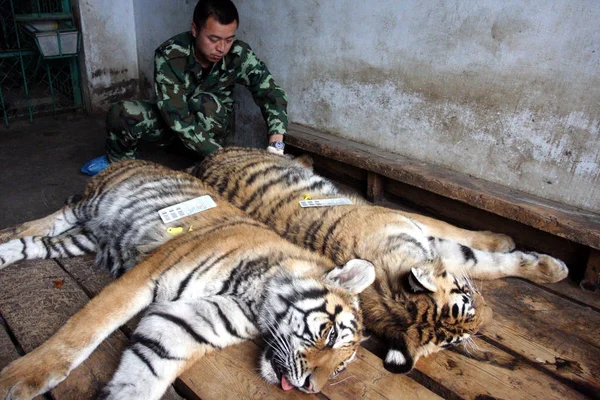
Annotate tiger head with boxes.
[361,264,493,374]
[258,259,375,393]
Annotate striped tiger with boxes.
[190,147,569,373]
[0,160,376,399]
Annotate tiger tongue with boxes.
[281,375,294,391]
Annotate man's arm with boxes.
[154,51,220,155]
[236,44,288,144]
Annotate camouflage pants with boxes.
[105,93,233,162]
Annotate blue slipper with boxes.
[81,155,110,176]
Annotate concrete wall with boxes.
[234,0,600,213]
[74,0,138,111]
[77,0,600,212]
[75,0,196,111]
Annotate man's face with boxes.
[192,16,237,67]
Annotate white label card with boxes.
[159,195,217,223]
[299,198,353,208]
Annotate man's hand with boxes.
[267,133,285,155]
[266,145,284,155]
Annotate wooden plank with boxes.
[366,172,384,203]
[286,124,600,249]
[362,335,586,400]
[0,259,126,399]
[57,255,114,298]
[0,320,20,370]
[582,249,600,292]
[179,341,316,400]
[323,347,443,400]
[415,339,588,400]
[541,279,600,312]
[59,256,147,337]
[478,278,600,398]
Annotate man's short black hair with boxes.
[193,0,239,29]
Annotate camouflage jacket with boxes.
[154,31,288,141]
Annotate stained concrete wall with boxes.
[233,0,600,213]
[77,0,600,213]
[75,0,196,111]
[74,0,138,111]
[131,0,197,97]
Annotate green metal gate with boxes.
[0,0,83,127]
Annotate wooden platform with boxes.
[1,236,599,399]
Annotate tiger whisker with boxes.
[461,336,483,356]
[264,310,292,354]
[265,326,291,356]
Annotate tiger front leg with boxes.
[0,268,155,399]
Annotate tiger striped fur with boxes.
[0,160,376,399]
[190,147,569,373]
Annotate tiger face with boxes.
[258,260,375,393]
[416,268,490,343]
[364,266,493,374]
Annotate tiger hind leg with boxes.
[0,229,96,270]
[0,207,80,244]
[432,237,568,283]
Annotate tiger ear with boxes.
[408,267,438,293]
[323,259,375,294]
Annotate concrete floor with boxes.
[0,113,196,230]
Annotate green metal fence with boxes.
[0,0,83,127]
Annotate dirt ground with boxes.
[0,112,196,230]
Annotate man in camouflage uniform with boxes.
[82,0,288,175]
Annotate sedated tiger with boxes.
[190,146,569,373]
[0,160,376,399]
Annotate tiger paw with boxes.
[473,231,516,253]
[0,353,68,400]
[522,253,569,284]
